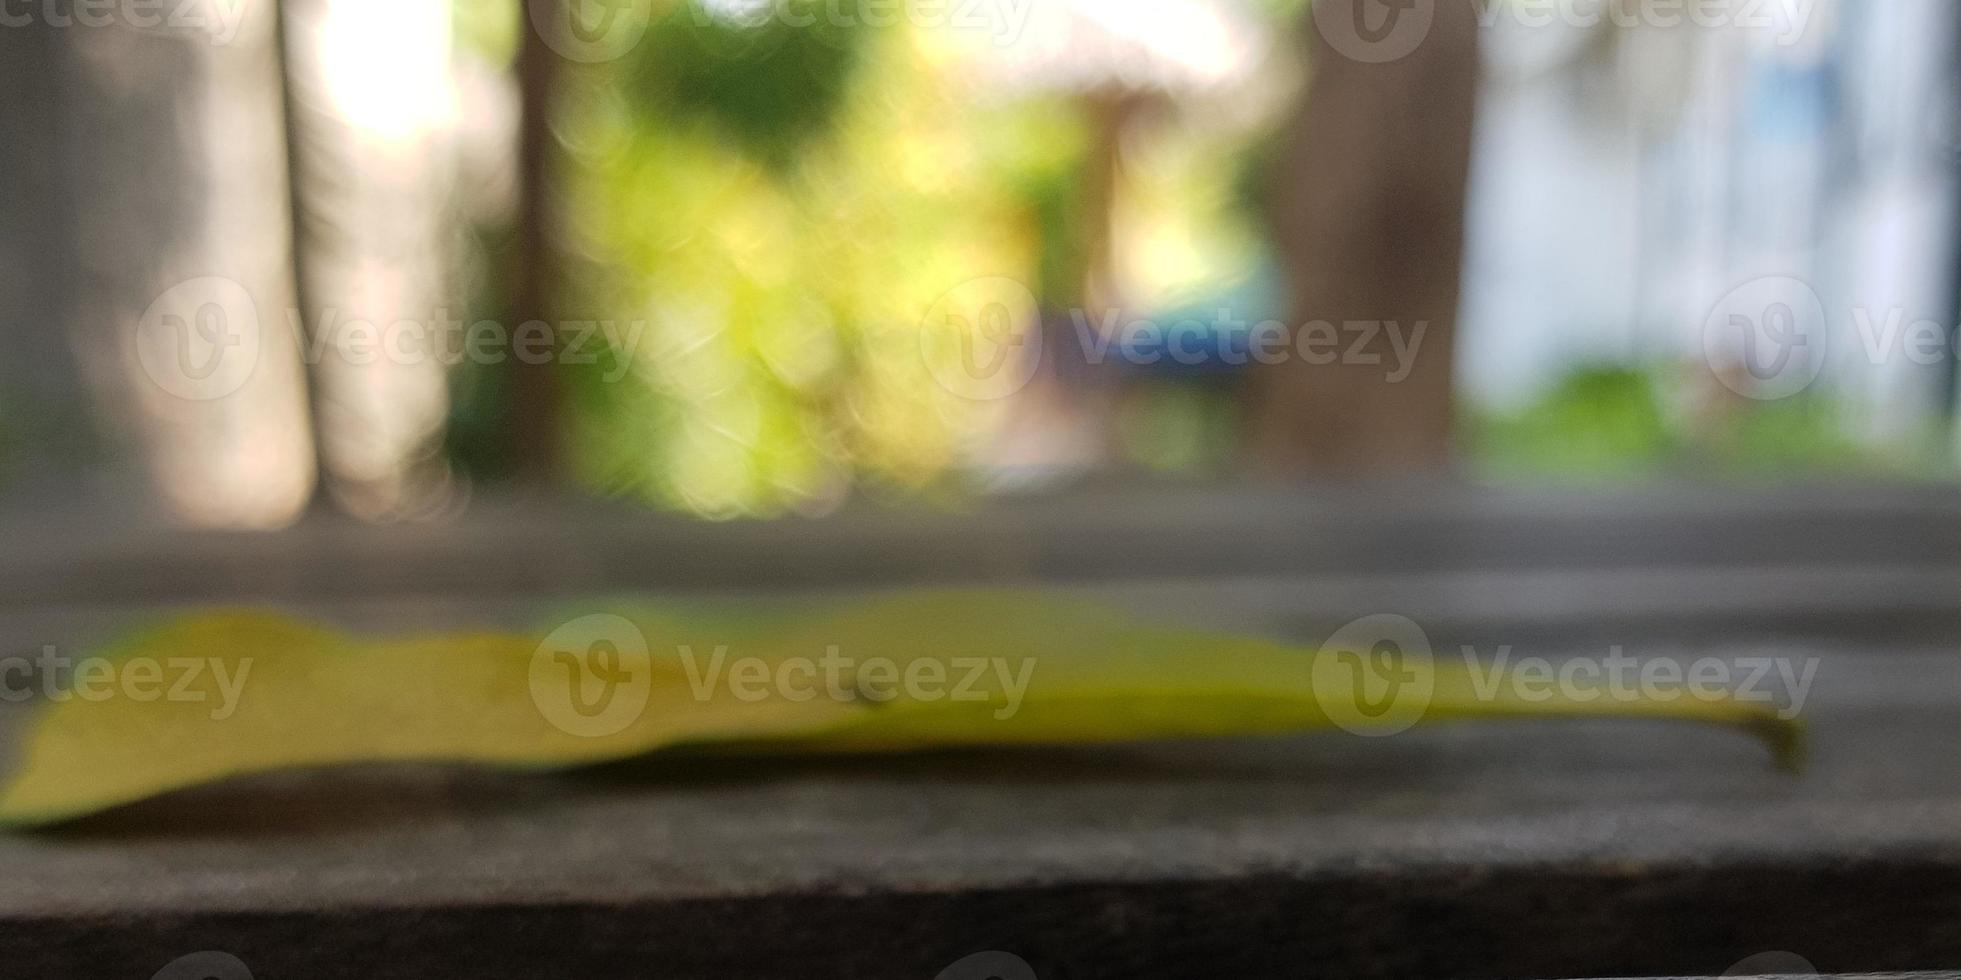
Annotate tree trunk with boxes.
[1253,0,1482,475]
[281,0,458,520]
[509,0,565,485]
[2,4,317,526]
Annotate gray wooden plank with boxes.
[0,648,1951,977]
[7,483,1961,615]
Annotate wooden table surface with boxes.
[0,484,1956,978]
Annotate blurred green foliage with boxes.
[434,0,1949,514]
[627,1,871,170]
[556,2,1088,516]
[442,0,1290,513]
[1469,363,1929,481]
[1472,366,1682,476]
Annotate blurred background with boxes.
[6,11,1959,975]
[3,0,1960,528]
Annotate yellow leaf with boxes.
[0,592,1801,827]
